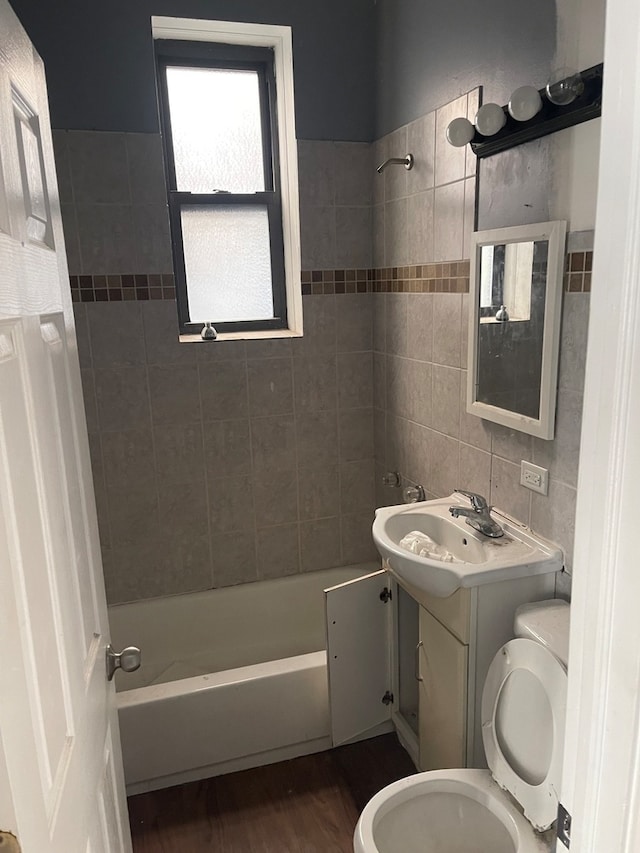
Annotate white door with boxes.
[325,570,394,746]
[0,2,132,851]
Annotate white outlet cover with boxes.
[520,460,549,495]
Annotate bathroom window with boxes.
[154,24,301,338]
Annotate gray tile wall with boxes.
[61,99,587,604]
[59,130,376,604]
[54,130,374,277]
[77,297,377,604]
[373,91,478,268]
[370,90,589,584]
[373,290,588,576]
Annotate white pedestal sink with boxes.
[372,493,563,598]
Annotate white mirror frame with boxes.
[466,220,567,439]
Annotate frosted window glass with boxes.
[166,66,265,193]
[181,205,274,323]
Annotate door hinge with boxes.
[379,587,392,603]
[382,690,394,705]
[557,803,571,848]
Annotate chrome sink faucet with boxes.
[449,489,504,538]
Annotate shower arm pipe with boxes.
[376,153,414,173]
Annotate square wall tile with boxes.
[297,140,335,208]
[337,352,373,409]
[341,512,379,564]
[257,523,300,580]
[339,408,374,462]
[428,430,460,497]
[334,142,372,206]
[293,355,337,413]
[300,205,336,269]
[208,474,255,534]
[434,181,465,262]
[132,204,173,274]
[385,293,408,358]
[294,295,337,358]
[76,204,137,275]
[337,294,373,353]
[153,423,204,485]
[296,410,339,469]
[100,429,155,488]
[60,204,82,274]
[335,206,372,269]
[385,198,409,267]
[463,177,477,260]
[94,367,151,432]
[490,456,531,524]
[406,294,433,363]
[459,443,491,499]
[87,302,145,367]
[143,300,195,365]
[203,419,252,478]
[199,361,248,421]
[431,364,461,438]
[52,130,73,204]
[435,94,468,187]
[298,465,340,520]
[126,133,167,204]
[530,480,577,571]
[67,131,130,204]
[251,414,297,472]
[211,531,258,587]
[373,136,388,206]
[385,126,409,201]
[407,190,434,264]
[300,517,342,572]
[407,111,435,193]
[254,468,299,527]
[432,294,463,367]
[247,358,294,417]
[148,364,201,425]
[340,459,376,515]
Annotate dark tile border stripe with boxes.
[70,273,176,303]
[69,252,591,303]
[564,250,593,292]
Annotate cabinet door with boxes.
[418,607,468,770]
[325,570,392,746]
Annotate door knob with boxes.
[106,644,141,682]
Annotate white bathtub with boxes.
[109,564,376,794]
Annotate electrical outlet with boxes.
[520,460,549,495]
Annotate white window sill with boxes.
[179,328,303,344]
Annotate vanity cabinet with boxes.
[325,565,556,770]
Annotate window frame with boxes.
[151,17,302,340]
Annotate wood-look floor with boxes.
[128,734,416,852]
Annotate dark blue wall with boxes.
[10,0,376,141]
[375,0,556,137]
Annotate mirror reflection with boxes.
[476,239,549,419]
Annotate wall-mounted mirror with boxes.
[467,220,567,439]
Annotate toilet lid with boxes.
[482,637,567,831]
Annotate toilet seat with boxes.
[482,637,567,831]
[353,769,553,853]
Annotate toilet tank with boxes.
[514,599,570,667]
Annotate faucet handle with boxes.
[455,489,489,511]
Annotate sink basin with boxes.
[372,493,563,598]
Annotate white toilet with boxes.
[354,599,570,853]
